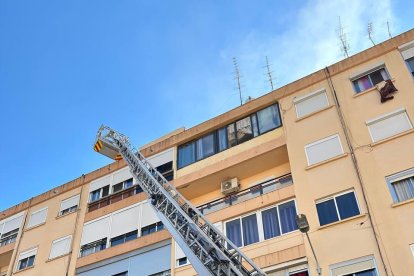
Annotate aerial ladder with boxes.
[93,125,266,276]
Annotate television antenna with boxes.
[368,22,376,46]
[387,20,393,38]
[233,57,243,106]
[265,56,275,91]
[338,17,350,58]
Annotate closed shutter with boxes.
[60,195,80,212]
[367,109,412,142]
[89,175,111,192]
[140,202,159,228]
[294,90,329,118]
[147,148,174,168]
[27,208,48,228]
[81,216,110,245]
[112,168,133,185]
[49,235,72,259]
[19,248,38,260]
[2,212,24,233]
[400,41,414,60]
[174,241,186,260]
[332,258,375,276]
[305,135,343,165]
[110,206,140,238]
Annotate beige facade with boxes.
[1,29,414,276]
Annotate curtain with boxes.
[393,177,414,202]
[242,214,259,246]
[262,207,280,240]
[226,219,242,248]
[316,199,338,226]
[353,76,372,92]
[279,201,298,233]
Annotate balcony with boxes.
[88,185,144,212]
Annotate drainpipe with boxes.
[324,67,392,276]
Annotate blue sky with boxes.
[0,0,413,210]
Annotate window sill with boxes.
[352,78,396,98]
[391,198,414,208]
[46,252,71,263]
[370,128,414,147]
[55,209,79,220]
[295,105,334,122]
[318,213,367,230]
[25,222,46,232]
[13,266,34,274]
[305,153,348,170]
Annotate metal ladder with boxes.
[95,126,266,276]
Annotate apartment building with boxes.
[1,29,414,276]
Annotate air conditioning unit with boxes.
[221,178,239,195]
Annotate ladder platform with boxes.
[93,139,122,160]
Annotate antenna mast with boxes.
[233,57,243,106]
[387,20,393,38]
[338,17,350,58]
[265,56,275,91]
[368,22,376,46]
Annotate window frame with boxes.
[385,167,414,203]
[89,185,110,203]
[351,66,390,93]
[16,248,37,271]
[224,199,298,248]
[49,235,72,260]
[316,190,360,226]
[27,207,48,229]
[366,108,413,143]
[304,134,344,166]
[59,194,80,217]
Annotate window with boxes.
[177,257,188,266]
[0,228,19,247]
[177,103,282,168]
[141,222,164,236]
[226,200,297,248]
[406,57,414,77]
[366,108,412,142]
[110,230,138,247]
[316,191,360,226]
[175,242,189,267]
[17,248,37,271]
[80,238,107,257]
[90,185,109,202]
[156,161,174,181]
[330,256,378,276]
[305,134,343,166]
[290,270,309,276]
[294,89,329,118]
[148,270,171,276]
[112,271,128,276]
[112,179,133,194]
[399,40,414,77]
[0,212,23,247]
[386,168,414,203]
[49,235,71,259]
[27,207,48,228]
[352,67,390,93]
[59,194,80,216]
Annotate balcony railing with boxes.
[88,185,144,212]
[0,229,19,247]
[198,173,293,215]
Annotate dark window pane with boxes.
[178,142,195,168]
[227,124,237,147]
[110,235,124,247]
[217,127,228,151]
[27,256,35,267]
[125,230,138,242]
[226,219,242,248]
[236,117,254,144]
[102,185,110,197]
[257,104,281,134]
[278,201,298,233]
[196,133,215,160]
[124,179,133,188]
[336,192,360,220]
[370,69,388,85]
[407,57,414,76]
[90,190,100,202]
[290,271,309,276]
[354,269,376,276]
[156,162,174,181]
[135,185,143,194]
[178,257,188,266]
[251,114,259,137]
[316,199,339,226]
[262,207,280,239]
[242,214,259,246]
[112,183,123,193]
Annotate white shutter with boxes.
[399,39,414,60]
[19,248,38,260]
[60,195,80,212]
[147,148,173,168]
[49,235,72,259]
[2,212,24,233]
[112,168,133,185]
[367,109,412,142]
[90,175,111,192]
[110,206,140,238]
[27,207,48,228]
[140,202,159,228]
[294,89,329,118]
[81,216,110,245]
[174,241,186,260]
[213,221,223,233]
[305,134,343,166]
[332,259,375,276]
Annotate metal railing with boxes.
[88,185,143,212]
